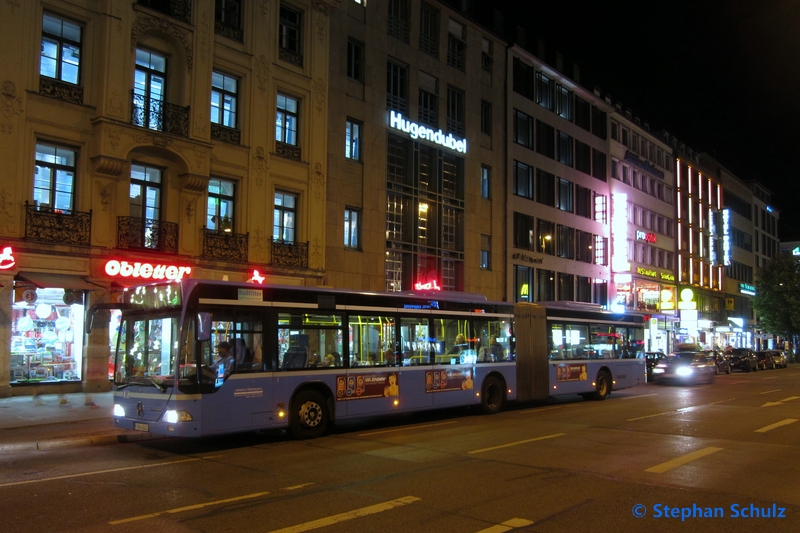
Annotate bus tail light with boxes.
[164,410,193,423]
[113,404,125,417]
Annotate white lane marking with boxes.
[468,433,565,454]
[755,419,798,433]
[476,518,534,532]
[266,496,421,533]
[627,399,734,421]
[0,456,221,488]
[358,421,457,437]
[517,404,578,414]
[282,483,314,491]
[760,389,782,394]
[110,491,270,525]
[762,396,800,408]
[619,393,659,400]
[645,447,723,474]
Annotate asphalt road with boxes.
[1,366,799,533]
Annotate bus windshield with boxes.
[115,313,180,389]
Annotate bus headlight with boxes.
[164,410,193,423]
[113,404,126,417]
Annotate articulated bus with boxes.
[96,280,645,439]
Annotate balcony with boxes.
[39,78,83,105]
[275,141,301,161]
[215,20,243,42]
[131,92,189,137]
[24,202,91,246]
[211,123,241,145]
[117,216,178,253]
[202,228,248,263]
[271,239,308,269]
[136,0,192,24]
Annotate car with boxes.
[755,350,776,370]
[728,348,758,372]
[770,350,789,368]
[703,350,731,375]
[644,351,667,381]
[650,352,716,385]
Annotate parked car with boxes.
[728,348,758,372]
[703,350,731,374]
[770,350,789,369]
[755,350,776,370]
[650,352,716,385]
[644,351,667,381]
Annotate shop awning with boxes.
[15,272,105,291]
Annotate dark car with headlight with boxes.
[650,352,716,385]
[703,350,731,375]
[644,351,667,381]
[728,348,758,372]
[755,350,776,370]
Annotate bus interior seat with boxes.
[232,338,253,370]
[282,350,307,369]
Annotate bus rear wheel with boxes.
[290,390,328,439]
[586,370,611,401]
[481,376,505,414]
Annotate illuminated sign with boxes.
[794,247,800,257]
[660,288,675,310]
[248,270,266,284]
[722,209,731,266]
[104,260,190,281]
[637,267,657,278]
[520,283,529,297]
[739,283,756,296]
[0,246,15,269]
[414,280,441,291]
[635,231,657,244]
[615,273,632,283]
[611,193,630,272]
[677,287,697,310]
[623,150,665,179]
[389,110,467,154]
[660,272,675,282]
[511,252,543,265]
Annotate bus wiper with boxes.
[150,379,166,393]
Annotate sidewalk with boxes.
[0,391,156,452]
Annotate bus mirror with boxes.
[197,313,212,341]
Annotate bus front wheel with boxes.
[586,370,611,401]
[290,390,328,439]
[481,376,505,414]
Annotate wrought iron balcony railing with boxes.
[131,91,189,137]
[215,19,243,42]
[270,239,308,269]
[136,0,192,24]
[202,228,248,263]
[39,78,83,105]
[24,201,91,246]
[211,123,241,144]
[117,216,178,253]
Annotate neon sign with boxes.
[722,209,731,266]
[0,246,15,269]
[611,193,630,272]
[414,280,441,291]
[104,260,190,281]
[635,230,656,244]
[248,270,265,284]
[389,111,467,154]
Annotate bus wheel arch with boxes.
[480,373,506,414]
[289,385,334,439]
[584,368,612,401]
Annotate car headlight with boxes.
[164,410,193,423]
[652,368,665,374]
[113,404,126,417]
[676,367,693,376]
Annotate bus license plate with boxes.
[134,423,149,432]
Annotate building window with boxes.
[480,100,492,136]
[276,93,299,145]
[211,71,238,129]
[481,38,493,73]
[419,3,439,57]
[536,120,555,159]
[273,191,297,242]
[513,212,534,250]
[556,85,572,121]
[536,169,555,207]
[513,161,534,200]
[538,269,555,301]
[388,0,410,42]
[537,219,555,255]
[480,235,491,269]
[558,273,574,301]
[594,235,608,265]
[133,48,167,131]
[576,276,592,302]
[557,131,573,166]
[513,57,534,100]
[347,39,364,82]
[592,149,607,181]
[345,207,360,249]
[385,250,404,292]
[535,71,553,111]
[481,166,491,199]
[130,164,162,249]
[557,177,573,212]
[215,0,242,39]
[514,265,533,302]
[40,13,82,85]
[575,185,592,219]
[345,119,362,160]
[418,72,438,127]
[446,86,465,136]
[575,140,591,175]
[279,4,302,65]
[575,96,590,131]
[513,109,534,149]
[207,178,235,232]
[592,106,607,139]
[557,225,575,259]
[34,143,76,211]
[447,19,466,71]
[387,61,409,114]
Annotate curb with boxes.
[0,431,163,453]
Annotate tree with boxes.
[752,251,800,342]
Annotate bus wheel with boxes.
[481,376,505,414]
[590,371,612,401]
[290,390,328,439]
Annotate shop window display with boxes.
[10,287,84,383]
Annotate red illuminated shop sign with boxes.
[104,260,191,281]
[0,247,15,269]
[414,279,441,291]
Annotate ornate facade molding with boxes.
[131,15,194,70]
[180,173,210,192]
[255,55,271,99]
[91,155,128,178]
[312,78,326,113]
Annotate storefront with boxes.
[612,270,677,353]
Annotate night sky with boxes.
[492,0,800,239]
